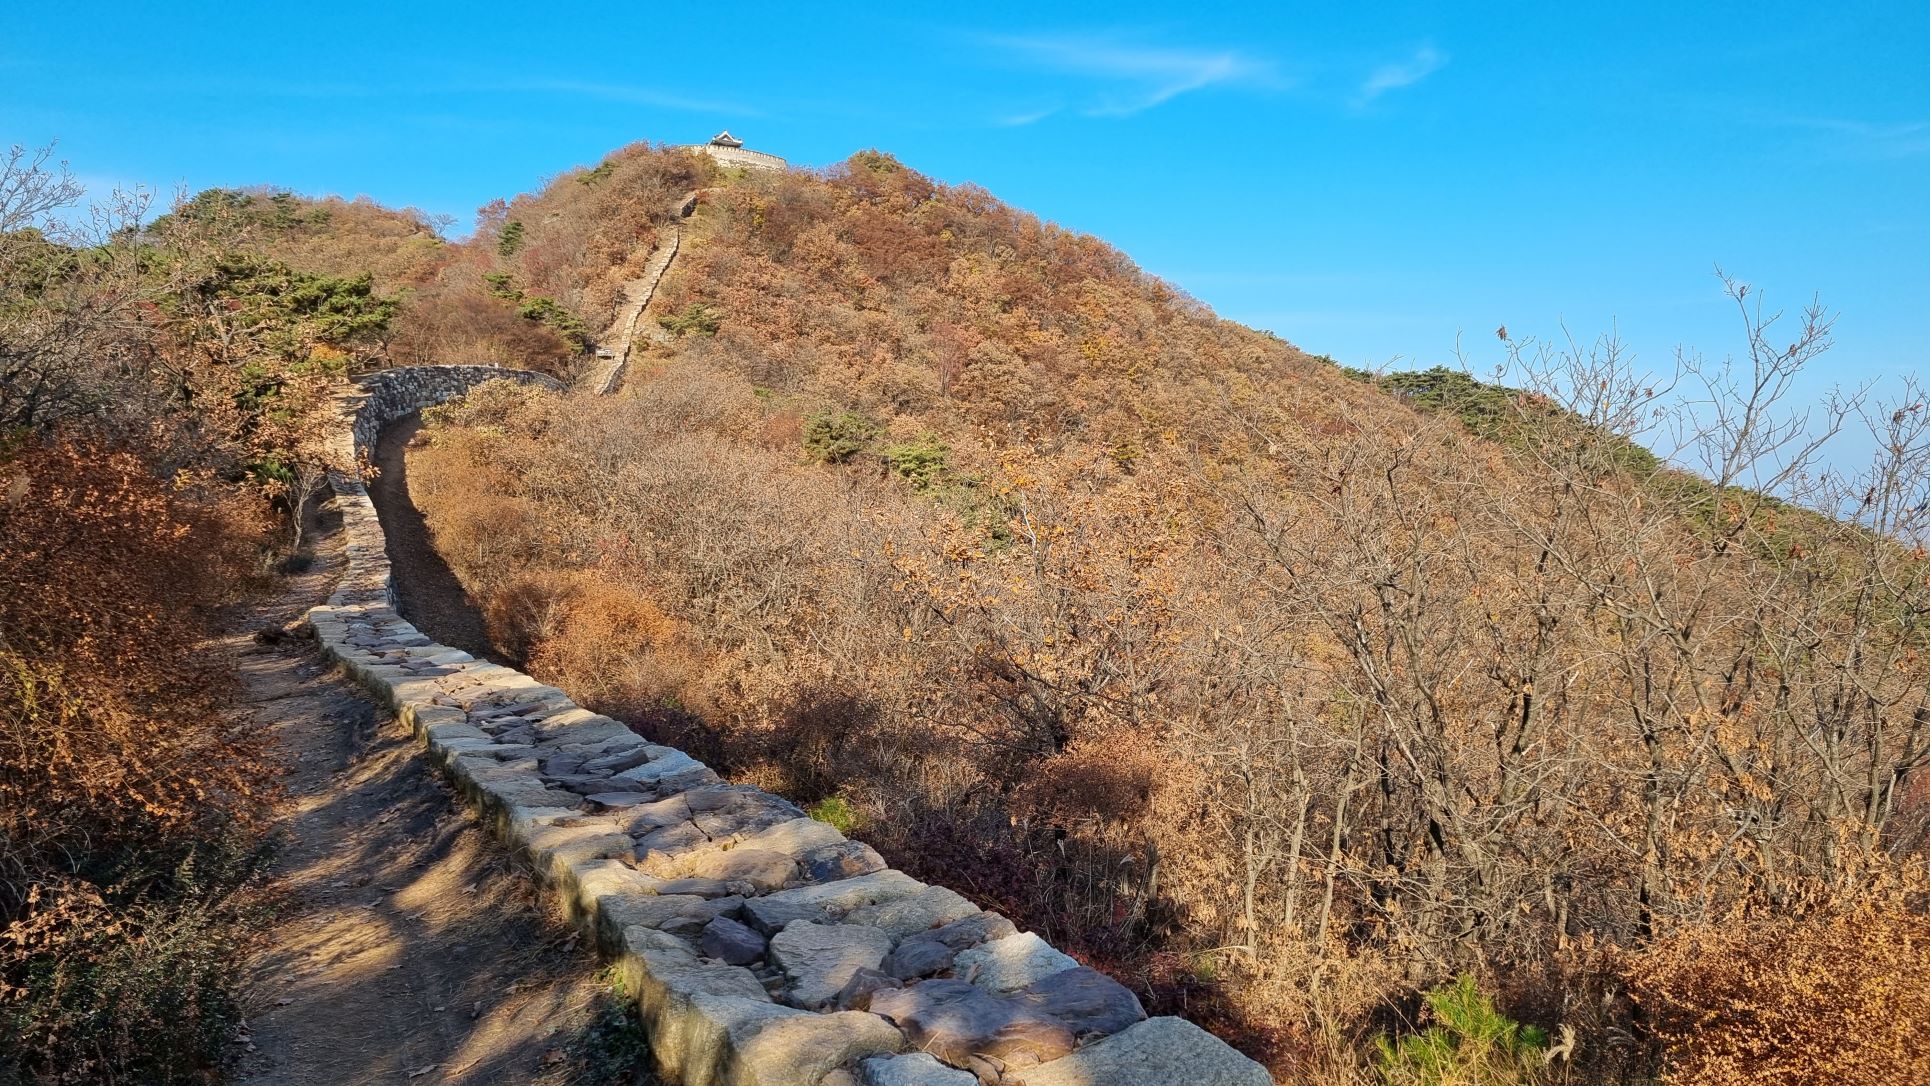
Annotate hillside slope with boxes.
[405,147,1930,1082]
[14,136,1918,1084]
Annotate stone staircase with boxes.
[592,191,698,396]
[309,368,1274,1085]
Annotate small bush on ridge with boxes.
[1373,975,1550,1086]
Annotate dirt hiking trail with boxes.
[228,494,646,1085]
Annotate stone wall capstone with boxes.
[307,366,1273,1086]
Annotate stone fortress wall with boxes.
[693,144,788,172]
[342,366,561,468]
[308,364,1272,1086]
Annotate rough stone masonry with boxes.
[308,365,1274,1086]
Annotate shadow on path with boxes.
[368,411,510,666]
[230,488,650,1085]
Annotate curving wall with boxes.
[307,365,1272,1086]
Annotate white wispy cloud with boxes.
[984,33,1281,120]
[996,106,1063,127]
[1357,44,1448,104]
[507,79,758,116]
[1782,116,1930,159]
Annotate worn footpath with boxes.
[230,497,633,1086]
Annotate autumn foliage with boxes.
[0,441,267,877]
[0,438,273,1082]
[408,150,1930,1083]
[387,142,709,376]
[2,147,293,1083]
[8,130,1923,1082]
[1625,872,1930,1085]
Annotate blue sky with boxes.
[6,1,1926,468]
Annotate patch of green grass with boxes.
[1373,975,1549,1086]
[806,796,861,834]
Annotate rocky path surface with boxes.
[229,502,637,1086]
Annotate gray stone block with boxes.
[797,839,889,884]
[835,967,902,1012]
[769,920,894,1010]
[954,931,1079,994]
[859,1052,977,1086]
[844,885,979,940]
[701,916,767,966]
[1019,1017,1272,1085]
[585,791,655,809]
[572,857,666,904]
[881,936,954,981]
[583,746,657,775]
[718,1005,904,1086]
[660,877,756,899]
[615,748,705,784]
[926,911,1018,950]
[690,800,807,843]
[742,870,925,934]
[868,978,1073,1070]
[681,847,798,892]
[525,825,634,880]
[1011,966,1146,1040]
[603,893,745,939]
[734,817,845,858]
